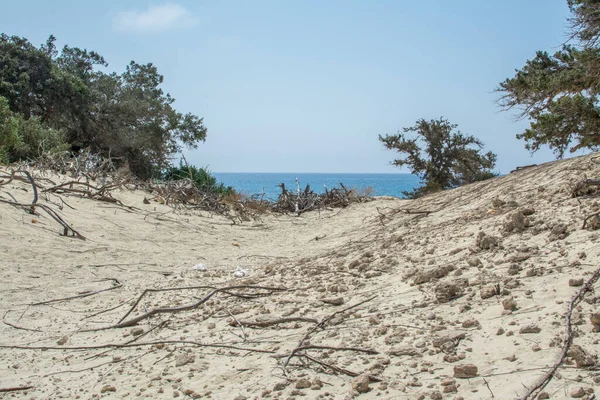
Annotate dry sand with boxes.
[1,153,599,400]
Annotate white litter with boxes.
[233,266,249,278]
[192,263,207,271]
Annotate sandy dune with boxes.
[1,154,599,399]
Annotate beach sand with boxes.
[0,153,599,399]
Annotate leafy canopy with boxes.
[0,34,207,178]
[497,0,600,157]
[379,118,497,198]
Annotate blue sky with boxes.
[1,1,573,173]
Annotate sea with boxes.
[212,172,422,200]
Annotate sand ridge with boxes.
[0,153,599,399]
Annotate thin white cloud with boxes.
[113,3,197,33]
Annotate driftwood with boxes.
[108,285,287,329]
[30,279,122,305]
[0,386,34,393]
[519,266,600,400]
[229,316,319,328]
[274,180,370,216]
[510,164,537,174]
[0,339,275,354]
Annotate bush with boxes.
[162,163,234,196]
[0,96,67,164]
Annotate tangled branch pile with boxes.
[4,150,373,226]
[272,181,371,216]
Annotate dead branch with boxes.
[0,199,85,239]
[582,211,600,229]
[31,279,122,305]
[109,285,286,329]
[2,311,42,332]
[571,178,600,198]
[288,345,379,358]
[0,340,275,354]
[284,296,376,368]
[520,266,600,400]
[0,386,34,393]
[229,317,319,328]
[302,354,383,381]
[303,354,360,377]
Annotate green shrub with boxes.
[162,163,234,196]
[0,96,67,164]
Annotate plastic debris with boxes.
[192,263,207,271]
[233,266,249,278]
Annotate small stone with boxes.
[101,386,116,393]
[537,392,550,399]
[175,354,195,367]
[570,387,586,398]
[466,256,482,267]
[491,198,505,208]
[461,319,480,328]
[440,379,455,386]
[414,339,426,348]
[321,297,344,306]
[569,278,584,287]
[430,391,443,400]
[432,331,466,348]
[56,336,68,345]
[502,297,518,311]
[365,271,382,278]
[568,345,595,367]
[310,378,323,390]
[131,328,144,336]
[591,312,600,327]
[532,344,541,352]
[453,364,478,378]
[435,280,467,303]
[549,223,568,241]
[273,382,288,391]
[233,395,248,400]
[480,286,498,300]
[351,373,371,393]
[295,379,311,389]
[504,354,517,362]
[443,384,458,393]
[496,328,505,335]
[476,232,499,250]
[507,264,520,275]
[520,325,541,334]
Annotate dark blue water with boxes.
[212,172,421,200]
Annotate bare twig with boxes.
[0,340,275,354]
[0,199,85,239]
[31,279,122,305]
[0,386,34,393]
[284,296,376,368]
[229,317,319,328]
[110,285,286,329]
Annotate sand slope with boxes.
[1,154,599,400]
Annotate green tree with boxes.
[498,0,600,157]
[0,34,207,177]
[379,118,497,198]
